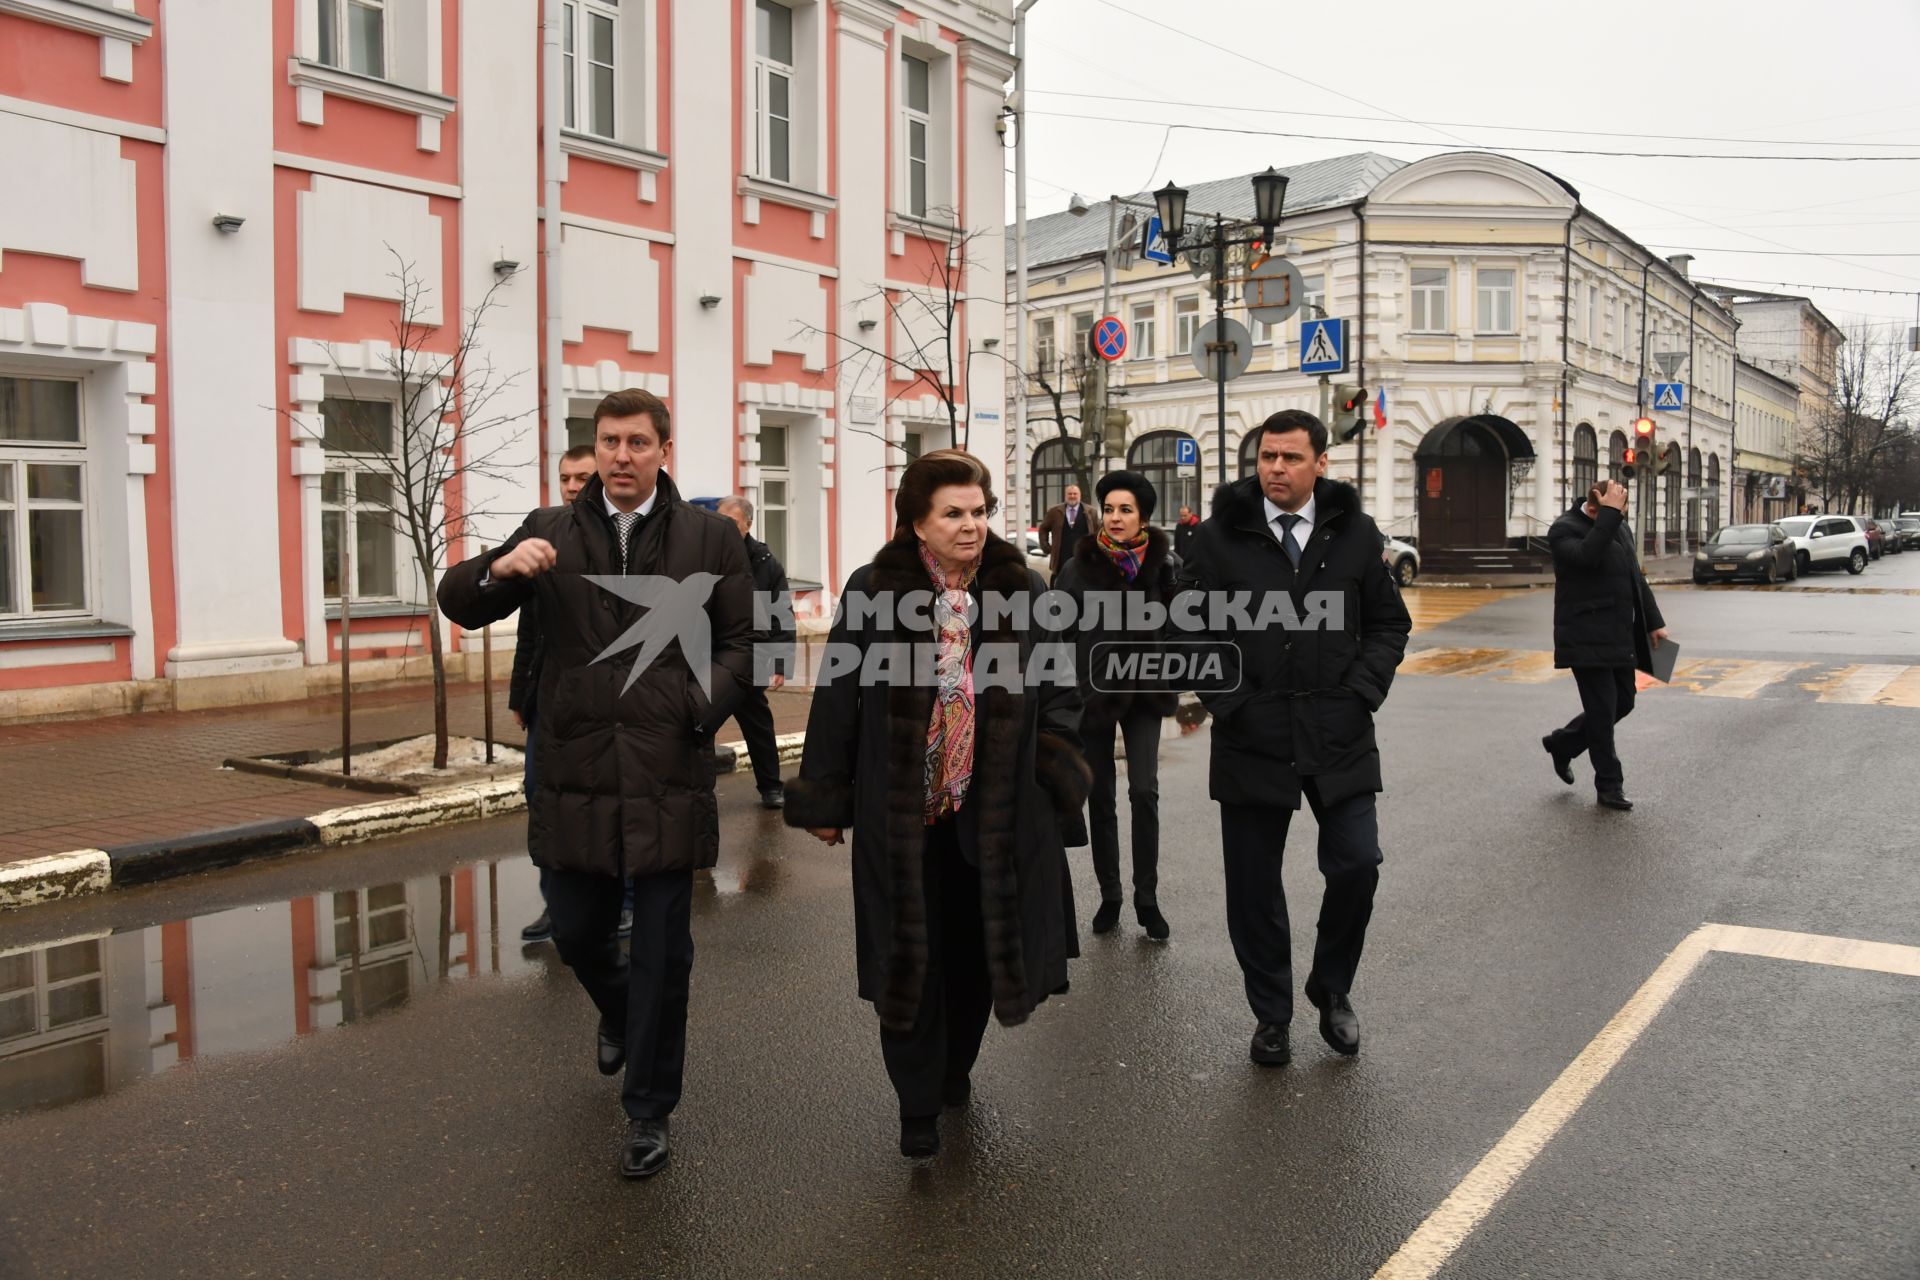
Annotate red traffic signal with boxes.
[1632,416,1655,438]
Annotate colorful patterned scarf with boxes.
[919,539,978,823]
[1094,525,1149,581]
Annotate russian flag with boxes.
[1372,386,1387,431]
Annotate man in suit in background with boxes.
[1038,483,1091,574]
[1543,479,1671,812]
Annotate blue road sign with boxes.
[1174,437,1199,466]
[1092,315,1127,361]
[1300,318,1347,374]
[1653,382,1685,411]
[1142,216,1174,265]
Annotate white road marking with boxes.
[1372,923,1920,1279]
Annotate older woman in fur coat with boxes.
[1052,470,1180,940]
[785,449,1091,1160]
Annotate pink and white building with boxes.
[0,0,1015,718]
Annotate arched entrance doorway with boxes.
[1414,415,1530,550]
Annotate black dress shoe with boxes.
[899,1116,939,1158]
[1597,790,1634,811]
[597,1018,626,1076]
[1091,900,1122,934]
[759,784,785,810]
[1542,735,1574,786]
[1249,1022,1291,1066]
[621,1118,670,1179]
[1314,992,1361,1056]
[941,1074,971,1109]
[1136,903,1170,941]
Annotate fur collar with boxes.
[1068,524,1170,587]
[1211,475,1359,532]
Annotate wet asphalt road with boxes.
[1,569,1917,1279]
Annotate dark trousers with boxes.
[546,867,695,1120]
[729,684,782,791]
[1548,665,1637,792]
[1220,779,1382,1025]
[879,820,993,1120]
[1085,702,1163,907]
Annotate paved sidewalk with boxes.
[0,680,814,868]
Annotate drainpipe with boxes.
[542,0,564,500]
[1009,0,1039,539]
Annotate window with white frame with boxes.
[562,0,619,140]
[1409,267,1449,332]
[758,423,789,566]
[318,396,404,604]
[318,0,387,78]
[901,53,931,218]
[1174,296,1201,355]
[1130,302,1156,360]
[1033,317,1057,374]
[1475,268,1516,333]
[753,0,795,184]
[0,375,89,621]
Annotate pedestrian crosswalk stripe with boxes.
[1397,646,1920,709]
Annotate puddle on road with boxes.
[0,850,789,1120]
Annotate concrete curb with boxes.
[0,729,819,912]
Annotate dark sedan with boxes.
[1693,523,1797,584]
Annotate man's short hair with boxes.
[560,444,595,466]
[718,495,755,524]
[592,388,672,444]
[1253,409,1328,457]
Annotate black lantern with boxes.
[1153,180,1188,250]
[1251,167,1288,244]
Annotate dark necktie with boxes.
[1275,512,1302,568]
[612,510,640,565]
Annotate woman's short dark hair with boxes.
[894,448,1000,538]
[1253,409,1327,457]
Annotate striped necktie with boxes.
[612,510,640,565]
[1275,512,1302,568]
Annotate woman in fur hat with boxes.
[1052,470,1180,940]
[785,449,1091,1159]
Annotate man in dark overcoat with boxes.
[1542,478,1670,811]
[1180,410,1410,1067]
[438,388,752,1180]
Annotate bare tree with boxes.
[302,251,532,769]
[1799,321,1917,513]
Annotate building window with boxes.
[318,0,386,78]
[1174,296,1201,356]
[1476,268,1516,334]
[753,0,795,183]
[1410,267,1449,332]
[319,396,402,604]
[563,0,619,139]
[1130,302,1156,360]
[1572,424,1597,499]
[901,53,930,217]
[0,375,89,620]
[758,423,789,565]
[1032,317,1056,375]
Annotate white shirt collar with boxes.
[1263,492,1316,538]
[604,484,659,520]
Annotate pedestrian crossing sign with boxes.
[1653,382,1685,411]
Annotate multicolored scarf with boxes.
[1094,526,1149,581]
[919,540,979,823]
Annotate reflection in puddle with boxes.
[0,845,793,1120]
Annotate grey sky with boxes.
[1011,0,1920,338]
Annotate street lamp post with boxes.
[1155,168,1288,490]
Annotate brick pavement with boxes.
[0,680,814,866]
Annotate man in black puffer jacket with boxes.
[1179,410,1410,1068]
[1542,478,1670,812]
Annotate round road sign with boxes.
[1246,255,1305,326]
[1191,317,1254,381]
[1091,315,1127,362]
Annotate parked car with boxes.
[1774,515,1869,575]
[1693,523,1797,584]
[1859,517,1888,560]
[1894,514,1920,550]
[1379,533,1420,586]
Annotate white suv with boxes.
[1774,514,1869,576]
